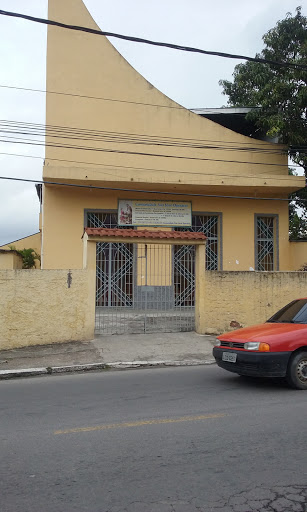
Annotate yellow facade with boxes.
[40,0,305,272]
[42,185,295,270]
[289,242,307,270]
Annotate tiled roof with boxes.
[84,228,206,240]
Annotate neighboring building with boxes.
[0,232,41,268]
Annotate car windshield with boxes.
[267,299,307,324]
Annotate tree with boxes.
[219,6,307,238]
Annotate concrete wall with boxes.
[0,251,23,270]
[204,271,307,334]
[289,241,307,270]
[0,269,95,350]
[1,265,307,349]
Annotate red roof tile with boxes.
[84,228,206,240]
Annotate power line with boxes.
[1,175,305,202]
[0,126,288,156]
[0,9,306,71]
[0,136,293,169]
[0,84,184,110]
[0,151,303,179]
[1,86,305,146]
[0,119,286,149]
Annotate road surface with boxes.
[0,366,306,511]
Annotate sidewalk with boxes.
[0,332,216,379]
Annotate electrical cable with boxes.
[1,175,305,202]
[0,151,303,178]
[0,9,306,70]
[2,83,305,134]
[0,136,294,168]
[0,128,288,156]
[0,84,184,110]
[0,119,288,150]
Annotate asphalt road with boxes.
[0,366,306,512]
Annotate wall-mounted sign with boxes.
[118,200,192,227]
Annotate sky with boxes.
[0,0,302,246]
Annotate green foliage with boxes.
[219,6,307,156]
[288,168,307,239]
[219,7,307,239]
[289,212,307,240]
[9,246,41,269]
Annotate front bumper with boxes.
[212,347,291,377]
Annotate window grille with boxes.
[86,211,133,307]
[255,215,278,271]
[176,214,220,270]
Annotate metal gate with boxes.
[95,242,195,334]
[87,211,219,335]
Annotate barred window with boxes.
[255,215,278,271]
[176,214,221,270]
[86,211,119,229]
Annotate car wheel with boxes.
[286,351,307,390]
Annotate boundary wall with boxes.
[204,271,307,334]
[0,269,95,350]
[1,269,307,350]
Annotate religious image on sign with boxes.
[119,201,133,225]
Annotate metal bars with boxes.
[86,211,195,334]
[174,214,220,308]
[96,242,133,307]
[95,242,195,334]
[256,216,276,271]
[176,215,219,270]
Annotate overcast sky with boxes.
[0,0,302,246]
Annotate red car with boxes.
[213,298,307,390]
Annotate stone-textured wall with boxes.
[0,269,95,350]
[204,271,307,334]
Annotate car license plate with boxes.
[222,352,237,363]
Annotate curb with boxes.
[0,359,216,380]
[108,359,216,368]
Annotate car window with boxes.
[267,299,307,324]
